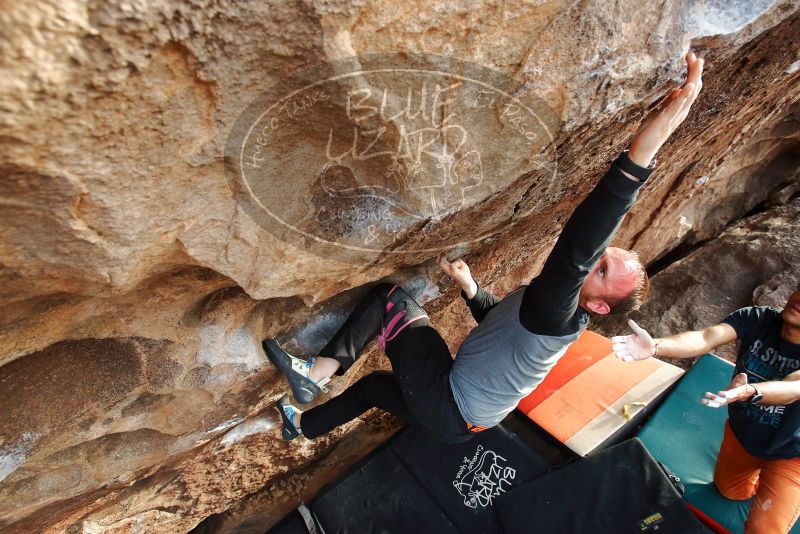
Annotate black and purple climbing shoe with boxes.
[377,285,430,349]
[263,339,329,404]
[275,393,301,441]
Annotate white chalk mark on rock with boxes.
[221,416,274,447]
[204,418,244,435]
[0,431,43,483]
[198,325,265,371]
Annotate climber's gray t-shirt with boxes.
[447,155,647,428]
[450,287,587,427]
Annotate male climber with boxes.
[612,285,800,534]
[264,51,704,443]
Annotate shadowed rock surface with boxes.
[1,0,799,532]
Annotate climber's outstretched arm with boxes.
[520,51,704,335]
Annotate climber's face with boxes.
[579,247,643,315]
[782,285,800,328]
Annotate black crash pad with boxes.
[310,424,552,534]
[268,503,322,534]
[311,443,459,533]
[494,437,706,534]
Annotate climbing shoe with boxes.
[263,338,329,404]
[275,393,301,440]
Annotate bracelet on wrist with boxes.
[748,384,764,405]
[617,150,655,182]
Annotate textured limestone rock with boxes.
[1,0,799,532]
[592,198,800,364]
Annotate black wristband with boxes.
[615,150,654,182]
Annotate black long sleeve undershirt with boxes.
[461,153,648,333]
[461,284,502,323]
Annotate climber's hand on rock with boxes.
[612,319,657,361]
[629,50,704,168]
[437,253,477,298]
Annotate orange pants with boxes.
[714,421,800,534]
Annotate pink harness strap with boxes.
[377,314,427,349]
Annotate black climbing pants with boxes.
[300,283,474,443]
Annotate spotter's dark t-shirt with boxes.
[723,306,800,459]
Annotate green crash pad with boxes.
[638,354,799,534]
